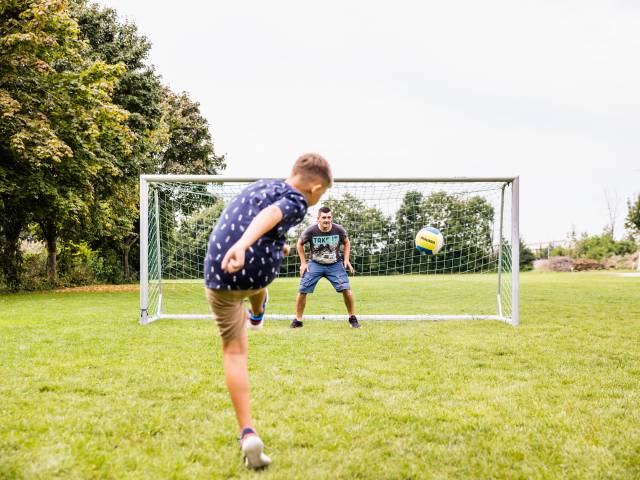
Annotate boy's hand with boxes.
[299,261,308,277]
[282,244,291,257]
[221,243,246,273]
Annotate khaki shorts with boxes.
[205,288,261,342]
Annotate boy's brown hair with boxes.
[292,153,333,186]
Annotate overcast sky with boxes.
[98,0,640,244]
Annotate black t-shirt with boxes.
[299,224,348,265]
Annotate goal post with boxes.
[139,175,520,326]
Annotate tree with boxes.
[573,233,636,261]
[386,191,496,274]
[603,188,619,237]
[71,1,225,281]
[629,195,640,271]
[626,195,640,239]
[421,192,495,273]
[322,194,391,274]
[157,87,225,175]
[70,1,164,281]
[388,191,425,273]
[172,201,225,277]
[519,239,535,271]
[1,1,227,288]
[0,0,133,284]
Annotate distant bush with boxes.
[1,242,126,291]
[58,242,124,286]
[18,253,50,291]
[549,233,637,263]
[574,234,636,261]
[550,246,573,257]
[519,239,536,271]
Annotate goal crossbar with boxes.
[141,175,518,183]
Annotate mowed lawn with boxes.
[1,272,639,479]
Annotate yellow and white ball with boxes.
[415,227,444,254]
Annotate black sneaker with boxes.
[348,315,361,329]
[290,319,304,329]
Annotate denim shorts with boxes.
[299,261,350,293]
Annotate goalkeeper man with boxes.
[291,206,361,329]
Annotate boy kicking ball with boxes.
[204,153,332,469]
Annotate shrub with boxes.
[519,239,535,271]
[574,233,635,261]
[550,246,572,257]
[17,252,50,290]
[58,242,124,286]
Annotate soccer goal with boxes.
[140,176,519,326]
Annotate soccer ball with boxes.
[415,227,444,254]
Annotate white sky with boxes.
[98,0,640,244]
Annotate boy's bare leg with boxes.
[342,289,355,316]
[248,288,267,316]
[223,323,271,468]
[222,330,252,430]
[295,292,307,319]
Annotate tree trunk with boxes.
[123,245,130,280]
[40,221,58,283]
[0,214,25,290]
[122,234,138,281]
[46,235,57,283]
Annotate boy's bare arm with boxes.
[221,205,283,273]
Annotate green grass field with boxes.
[1,272,639,479]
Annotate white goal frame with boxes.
[139,175,520,326]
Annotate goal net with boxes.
[140,176,519,325]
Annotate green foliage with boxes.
[519,239,535,271]
[574,233,637,261]
[168,201,226,277]
[157,87,226,175]
[550,245,572,257]
[323,193,391,274]
[0,0,134,283]
[1,0,226,289]
[387,191,496,274]
[57,241,122,284]
[549,232,638,262]
[69,0,163,282]
[626,194,640,239]
[14,252,49,291]
[70,4,225,286]
[280,190,499,277]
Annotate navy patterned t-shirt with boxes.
[204,179,308,290]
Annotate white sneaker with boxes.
[241,434,271,469]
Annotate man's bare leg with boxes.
[291,292,307,328]
[342,289,360,328]
[342,289,355,316]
